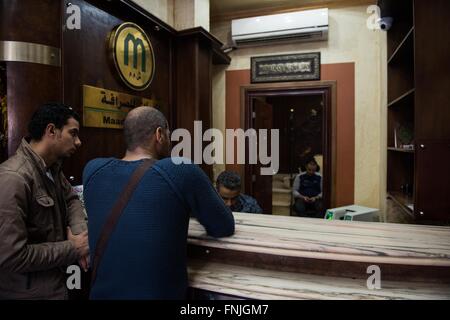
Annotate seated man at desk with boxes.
[216,171,263,214]
[292,157,323,218]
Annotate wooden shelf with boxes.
[388,88,415,107]
[388,191,414,217]
[387,51,414,102]
[385,0,450,223]
[388,147,414,153]
[379,0,414,58]
[388,27,414,64]
[386,0,415,214]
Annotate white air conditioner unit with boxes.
[231,8,328,47]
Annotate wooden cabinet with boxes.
[415,141,450,221]
[381,0,450,223]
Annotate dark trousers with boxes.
[293,198,323,218]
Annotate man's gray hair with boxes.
[123,106,168,151]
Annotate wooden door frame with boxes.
[240,80,337,210]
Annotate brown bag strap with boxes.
[90,158,156,287]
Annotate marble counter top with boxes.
[187,213,450,299]
[188,260,450,300]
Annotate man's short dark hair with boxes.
[28,102,80,141]
[303,156,320,172]
[216,171,241,191]
[123,107,168,151]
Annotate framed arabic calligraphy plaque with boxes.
[251,52,321,83]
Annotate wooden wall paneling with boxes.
[198,38,213,178]
[387,49,414,103]
[387,92,414,148]
[0,0,226,183]
[415,140,450,222]
[225,70,251,181]
[62,0,174,184]
[387,151,414,194]
[252,98,274,214]
[175,35,198,147]
[0,0,62,156]
[62,0,125,183]
[0,0,62,47]
[414,0,450,141]
[385,0,450,222]
[198,39,212,131]
[6,63,62,156]
[269,96,289,174]
[378,0,414,58]
[175,30,221,179]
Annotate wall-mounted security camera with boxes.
[377,17,393,31]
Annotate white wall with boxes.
[194,0,210,31]
[131,0,174,26]
[211,6,387,210]
[174,0,210,30]
[130,0,209,31]
[173,0,195,30]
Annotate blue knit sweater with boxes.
[82,157,235,300]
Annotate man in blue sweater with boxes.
[82,106,235,299]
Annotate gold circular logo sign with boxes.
[109,22,155,91]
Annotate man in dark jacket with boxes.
[292,157,323,218]
[0,103,88,299]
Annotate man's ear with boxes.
[45,123,56,137]
[155,127,164,143]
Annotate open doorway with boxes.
[241,81,336,217]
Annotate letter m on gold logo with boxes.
[124,33,146,72]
